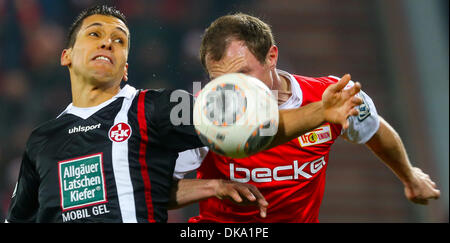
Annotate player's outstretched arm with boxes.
[269,74,362,148]
[365,116,440,205]
[168,179,268,218]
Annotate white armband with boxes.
[173,147,209,179]
[341,90,380,144]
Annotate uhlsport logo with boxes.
[58,153,107,211]
[109,122,132,142]
[68,123,101,134]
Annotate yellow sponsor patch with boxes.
[298,124,332,147]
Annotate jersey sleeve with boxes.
[155,89,205,152]
[342,89,380,144]
[173,147,209,179]
[6,151,39,223]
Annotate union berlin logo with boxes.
[108,122,132,142]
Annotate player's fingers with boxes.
[413,167,422,173]
[432,189,441,199]
[227,190,243,203]
[247,185,267,203]
[259,204,267,218]
[430,188,441,199]
[246,185,268,218]
[329,74,351,92]
[341,119,349,130]
[254,194,268,218]
[237,186,257,202]
[250,189,268,208]
[351,96,363,106]
[430,180,437,188]
[350,107,360,117]
[345,81,361,97]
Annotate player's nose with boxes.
[99,38,113,51]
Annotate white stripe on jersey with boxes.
[111,88,138,223]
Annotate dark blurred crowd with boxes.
[0,0,249,221]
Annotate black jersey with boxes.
[6,85,204,223]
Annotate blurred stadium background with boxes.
[0,0,447,222]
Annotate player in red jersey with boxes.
[173,13,441,222]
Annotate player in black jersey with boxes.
[6,5,363,223]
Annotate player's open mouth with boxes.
[92,55,113,64]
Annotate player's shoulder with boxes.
[137,88,172,111]
[141,88,192,102]
[25,117,71,156]
[290,74,341,96]
[292,74,340,86]
[29,117,67,138]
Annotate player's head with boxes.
[200,13,279,89]
[61,5,130,86]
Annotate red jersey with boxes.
[175,70,379,223]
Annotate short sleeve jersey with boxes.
[6,85,203,223]
[175,70,380,222]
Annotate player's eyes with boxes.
[237,67,251,74]
[114,38,124,44]
[88,32,124,45]
[89,32,99,37]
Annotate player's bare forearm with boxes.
[168,179,217,209]
[365,116,440,204]
[269,74,362,149]
[365,117,414,183]
[168,179,268,217]
[269,102,325,148]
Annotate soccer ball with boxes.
[193,73,279,158]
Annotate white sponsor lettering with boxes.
[63,163,99,179]
[230,163,250,183]
[230,157,326,183]
[273,165,293,181]
[68,123,101,134]
[251,168,271,183]
[62,204,110,222]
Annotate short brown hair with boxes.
[199,13,275,68]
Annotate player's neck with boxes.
[279,75,291,93]
[70,76,121,108]
[272,70,292,105]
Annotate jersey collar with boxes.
[57,84,137,120]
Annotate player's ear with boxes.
[266,45,278,70]
[61,48,72,67]
[123,63,129,82]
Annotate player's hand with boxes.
[322,74,362,129]
[214,179,268,218]
[403,167,440,205]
